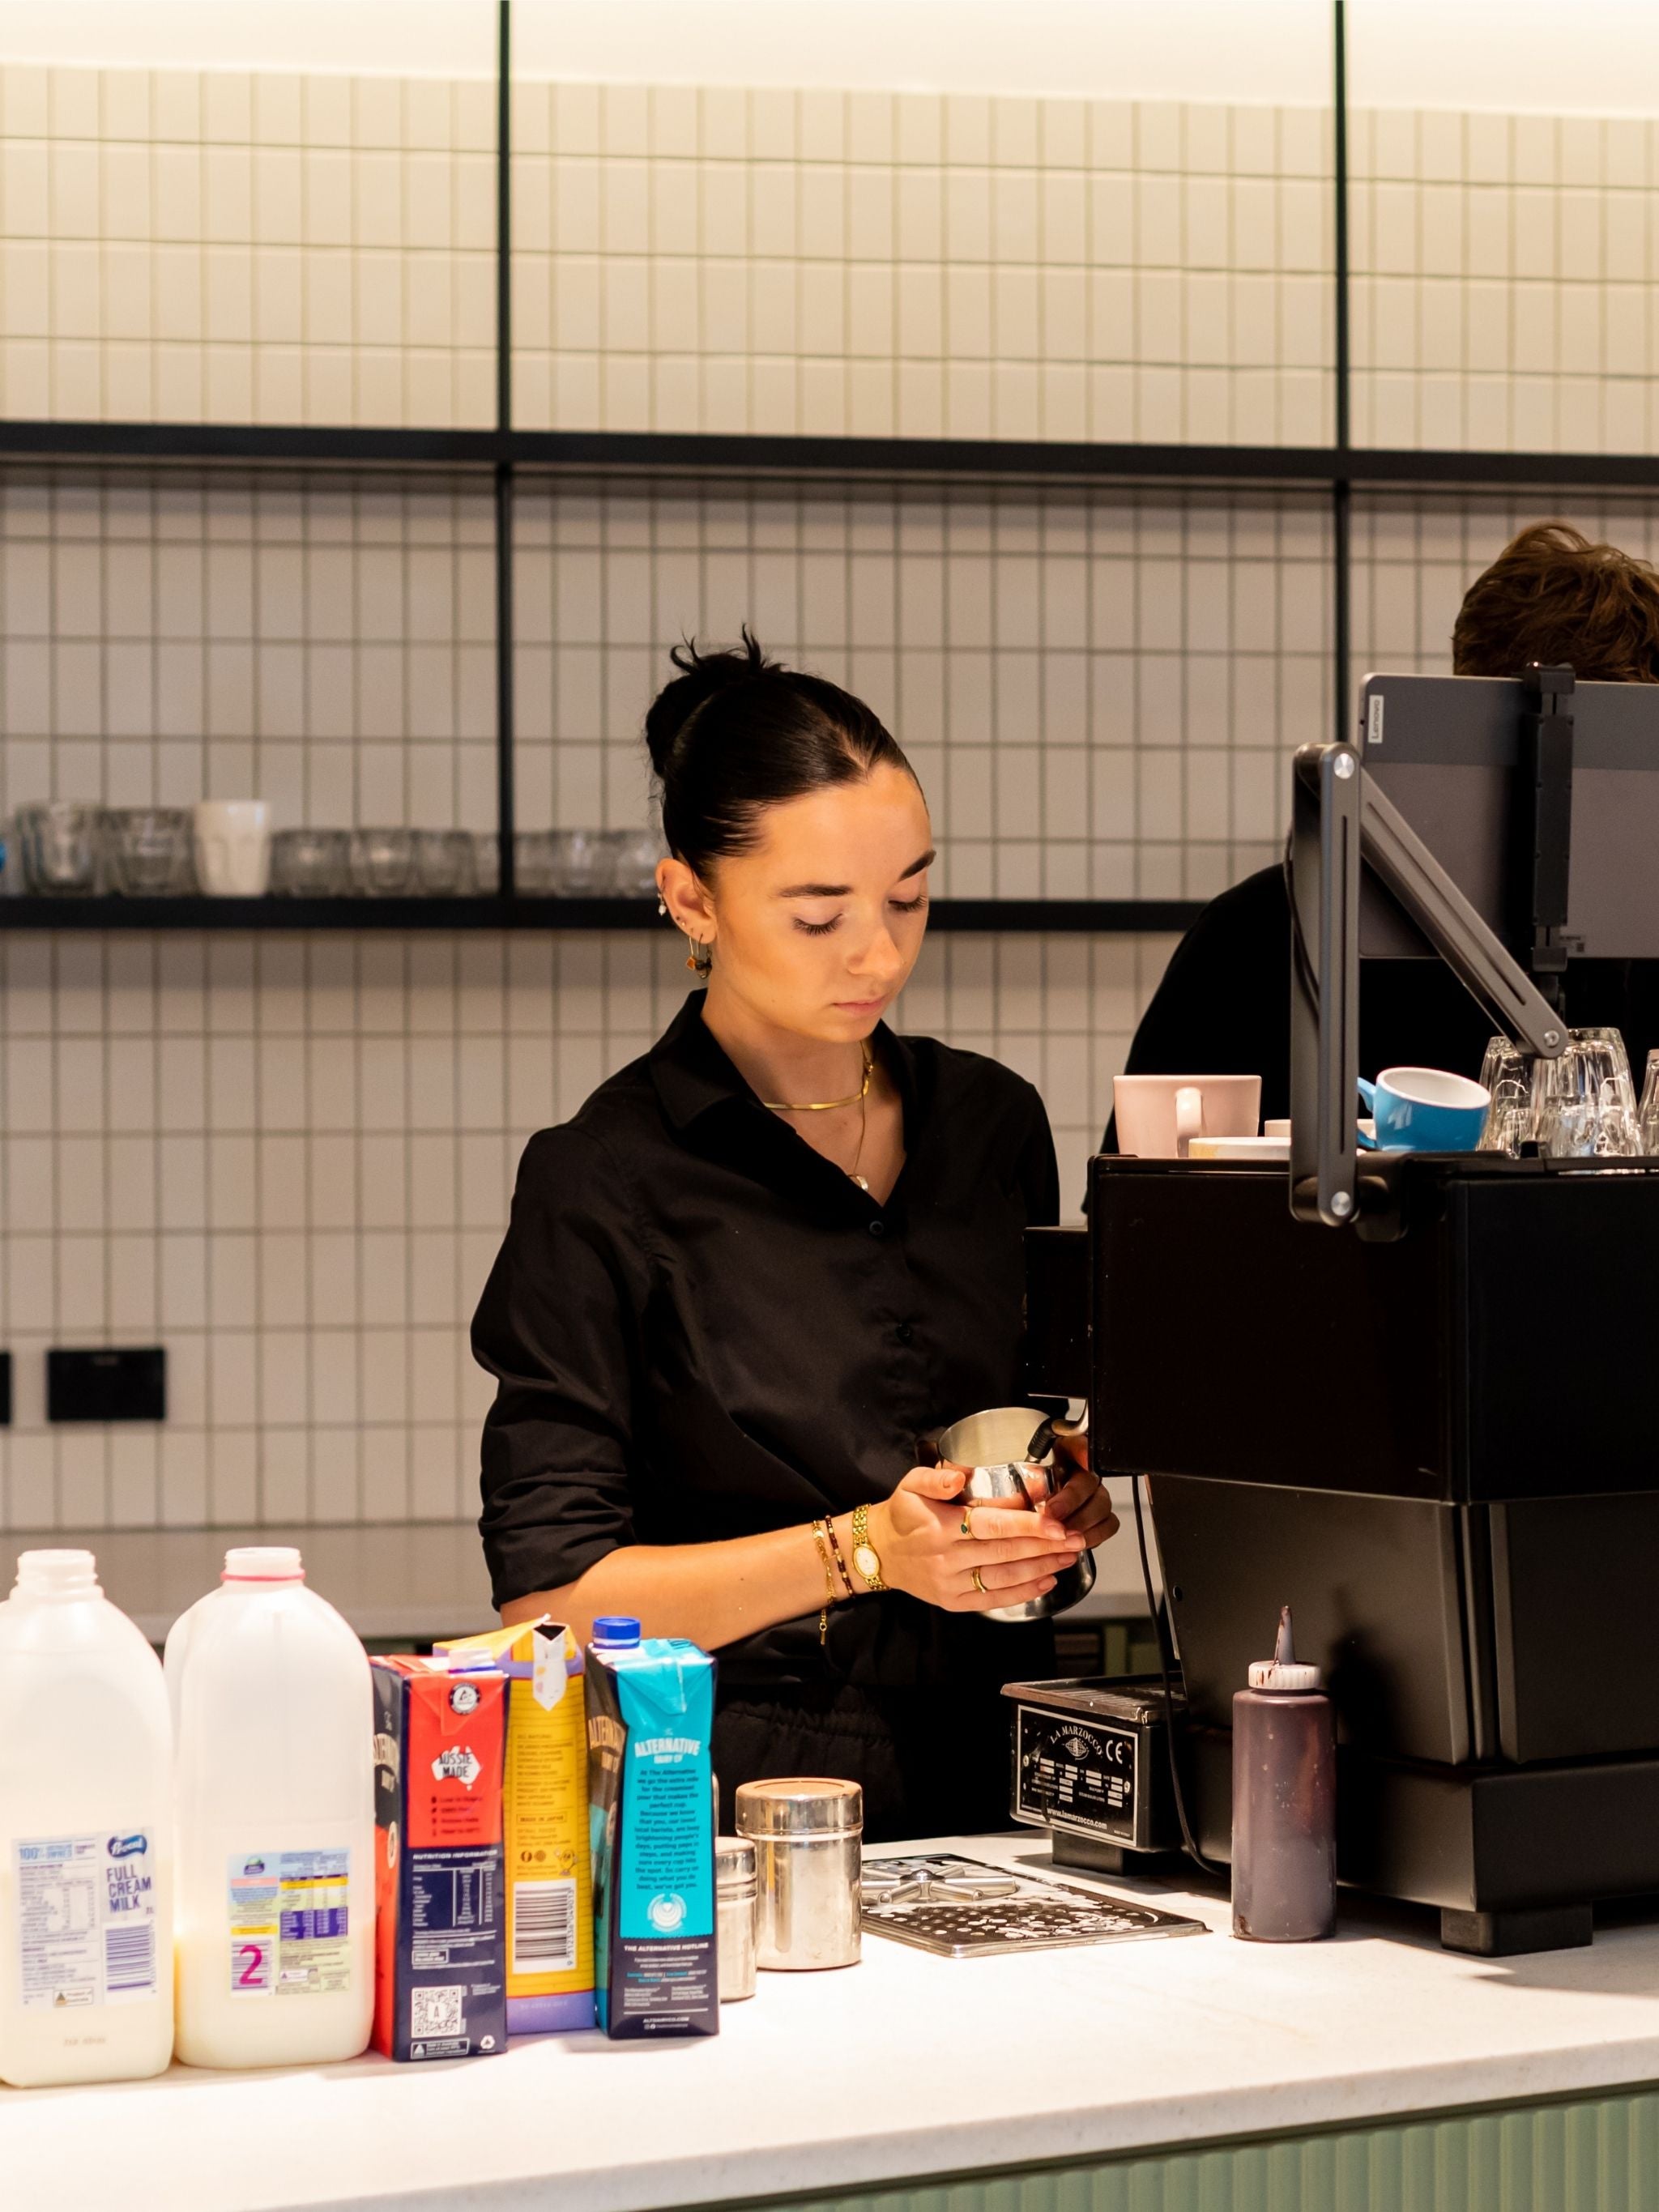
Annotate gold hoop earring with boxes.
[686,939,713,978]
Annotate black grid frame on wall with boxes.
[0,0,1648,934]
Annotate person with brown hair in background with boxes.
[1104,522,1659,1145]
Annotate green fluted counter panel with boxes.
[774,2088,1659,2212]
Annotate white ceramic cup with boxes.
[193,801,271,897]
[1113,1073,1262,1158]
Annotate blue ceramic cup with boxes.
[1357,1067,1490,1153]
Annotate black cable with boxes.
[1283,827,1320,1023]
[1132,1473,1225,1883]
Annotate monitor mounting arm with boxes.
[1289,742,1568,1230]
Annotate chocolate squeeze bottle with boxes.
[1231,1605,1335,1942]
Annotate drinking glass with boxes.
[1479,1029,1642,1158]
[1533,1029,1641,1158]
[1478,1037,1533,1155]
[17,803,101,893]
[609,827,663,897]
[105,807,194,894]
[271,828,350,896]
[550,827,614,895]
[514,831,557,893]
[411,829,476,896]
[1639,1051,1659,1156]
[473,831,501,894]
[349,827,414,896]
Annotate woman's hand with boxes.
[871,1464,1089,1614]
[1043,1426,1120,1551]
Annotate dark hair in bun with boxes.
[644,629,915,876]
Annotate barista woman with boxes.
[473,634,1119,1840]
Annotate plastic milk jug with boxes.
[166,1547,374,2067]
[0,1549,175,2086]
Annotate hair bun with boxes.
[643,628,770,780]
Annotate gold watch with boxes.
[851,1502,888,1592]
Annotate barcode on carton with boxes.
[411,1984,463,2039]
[104,1922,156,1999]
[511,1878,577,1973]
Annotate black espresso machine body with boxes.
[1027,1151,1659,1954]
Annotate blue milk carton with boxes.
[585,1617,717,2039]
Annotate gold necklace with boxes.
[762,1040,876,1191]
[760,1040,874,1115]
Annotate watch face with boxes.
[854,1544,881,1582]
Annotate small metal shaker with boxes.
[715,1835,757,2001]
[734,1778,863,1971]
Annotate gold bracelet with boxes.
[809,1519,838,1644]
[821,1515,856,1598]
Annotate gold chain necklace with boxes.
[760,1040,873,1115]
[761,1040,876,1191]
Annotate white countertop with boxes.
[8,1833,1659,2212]
[0,1520,1154,1646]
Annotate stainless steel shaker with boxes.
[715,1835,758,2001]
[931,1405,1097,1624]
[733,1778,863,1971]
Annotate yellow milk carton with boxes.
[433,1619,595,2034]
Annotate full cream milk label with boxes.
[15,1831,159,2009]
[228,1849,352,1997]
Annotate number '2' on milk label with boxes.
[16,1831,159,2009]
[228,1849,351,1997]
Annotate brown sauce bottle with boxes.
[1231,1605,1335,1942]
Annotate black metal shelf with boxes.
[4,3,1645,946]
[0,895,1203,936]
[6,420,1659,497]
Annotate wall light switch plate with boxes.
[47,1347,166,1424]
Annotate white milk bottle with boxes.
[0,1549,174,2086]
[167,1546,374,2068]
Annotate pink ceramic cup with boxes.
[1113,1073,1263,1158]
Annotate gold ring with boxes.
[959,1508,974,1537]
[972,1567,987,1595]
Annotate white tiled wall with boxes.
[0,471,496,829]
[6,23,1656,1544]
[0,62,496,426]
[510,83,1336,446]
[1350,108,1659,454]
[514,479,1328,901]
[0,925,1173,1533]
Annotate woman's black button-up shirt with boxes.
[472,991,1060,1701]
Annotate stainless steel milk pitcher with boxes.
[928,1405,1097,1624]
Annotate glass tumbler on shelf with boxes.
[514,831,557,894]
[411,829,476,896]
[1478,1036,1533,1156]
[609,827,663,898]
[16,802,101,893]
[349,828,415,896]
[550,827,614,895]
[271,828,351,897]
[1640,1051,1659,1155]
[472,831,501,894]
[1533,1029,1642,1159]
[105,807,194,894]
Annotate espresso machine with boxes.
[1023,668,1659,1955]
